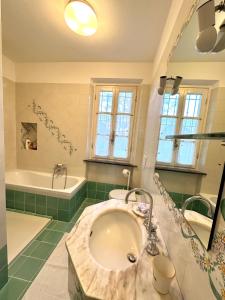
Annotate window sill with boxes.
[155,165,207,175]
[84,159,137,167]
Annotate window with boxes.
[92,86,137,161]
[157,87,208,168]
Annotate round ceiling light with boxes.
[64,0,98,36]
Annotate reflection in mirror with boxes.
[155,2,225,250]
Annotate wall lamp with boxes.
[158,76,183,96]
[196,0,225,53]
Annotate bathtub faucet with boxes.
[52,164,67,189]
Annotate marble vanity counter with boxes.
[66,199,182,300]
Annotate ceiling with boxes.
[2,0,172,63]
[171,7,225,62]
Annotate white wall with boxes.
[2,55,16,82]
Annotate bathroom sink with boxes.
[184,210,212,248]
[89,209,142,270]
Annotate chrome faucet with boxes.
[125,188,159,256]
[181,195,214,218]
[52,164,67,189]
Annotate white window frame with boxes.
[156,86,209,169]
[91,85,137,162]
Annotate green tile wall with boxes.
[5,181,125,223]
[6,182,87,222]
[169,192,212,218]
[0,245,8,289]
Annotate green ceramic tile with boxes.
[13,256,44,281]
[0,266,8,289]
[0,277,30,300]
[58,209,70,222]
[36,229,63,245]
[15,191,25,211]
[96,183,106,192]
[47,196,58,210]
[47,207,58,219]
[105,183,115,192]
[36,195,47,215]
[58,198,70,210]
[6,190,15,209]
[22,241,40,257]
[46,220,58,230]
[25,242,55,260]
[8,256,27,277]
[87,181,96,191]
[0,245,8,268]
[25,193,36,213]
[49,221,70,232]
[96,191,105,201]
[87,190,96,199]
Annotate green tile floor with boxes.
[0,198,97,300]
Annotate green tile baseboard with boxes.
[5,181,126,222]
[6,183,87,222]
[0,245,8,289]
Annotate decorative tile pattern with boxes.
[29,100,77,156]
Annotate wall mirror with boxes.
[155,2,225,250]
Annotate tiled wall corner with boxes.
[86,181,126,201]
[0,245,8,289]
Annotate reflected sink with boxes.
[89,209,142,270]
[184,210,212,248]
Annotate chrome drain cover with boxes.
[127,253,137,263]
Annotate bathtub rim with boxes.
[5,169,86,200]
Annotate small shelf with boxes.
[166,132,225,140]
[155,166,207,175]
[84,159,137,167]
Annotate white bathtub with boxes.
[5,169,86,199]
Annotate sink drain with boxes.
[127,253,137,263]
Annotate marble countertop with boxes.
[66,199,182,300]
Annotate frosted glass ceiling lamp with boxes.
[64,0,98,36]
[212,19,225,52]
[158,76,183,96]
[158,76,167,95]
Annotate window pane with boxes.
[113,137,129,158]
[184,94,202,117]
[117,91,133,113]
[180,119,199,134]
[99,91,113,112]
[162,93,179,116]
[157,140,173,163]
[96,135,110,156]
[115,115,130,137]
[177,141,196,165]
[96,114,111,135]
[159,117,177,139]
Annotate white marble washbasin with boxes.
[184,210,212,248]
[89,208,142,270]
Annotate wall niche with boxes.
[21,122,37,150]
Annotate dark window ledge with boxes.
[155,166,207,175]
[84,159,137,167]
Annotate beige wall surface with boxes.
[15,82,150,183]
[3,77,16,170]
[16,83,90,176]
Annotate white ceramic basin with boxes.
[184,210,212,248]
[89,209,142,270]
